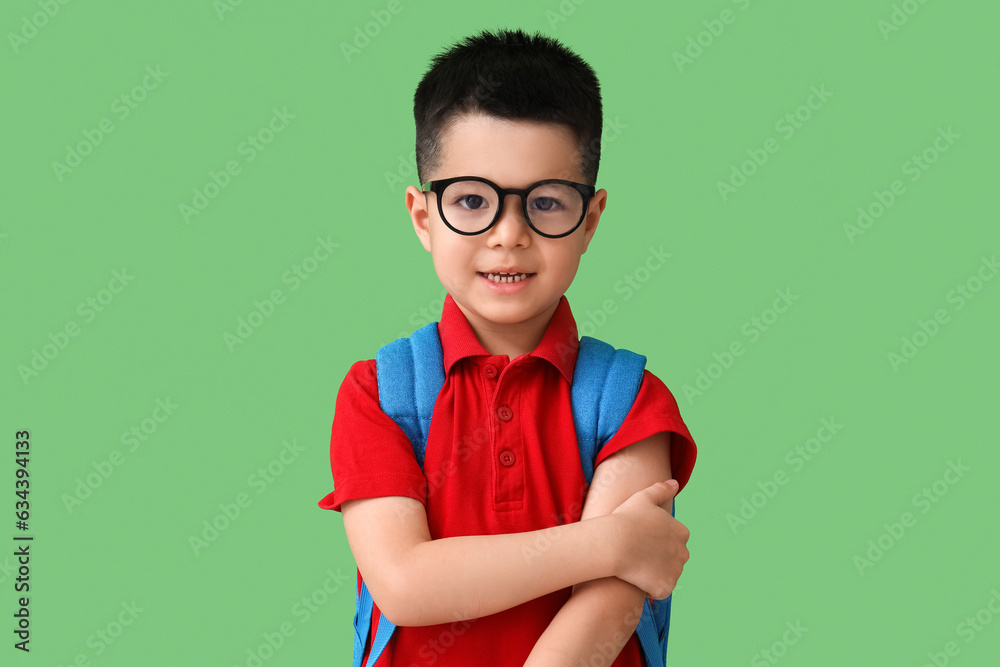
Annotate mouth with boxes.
[478,271,535,284]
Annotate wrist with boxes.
[595,514,625,580]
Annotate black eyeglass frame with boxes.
[421,176,597,239]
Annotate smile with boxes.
[479,272,534,284]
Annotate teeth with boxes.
[485,272,529,284]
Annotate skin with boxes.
[405,112,607,358]
[341,112,690,664]
[526,433,677,666]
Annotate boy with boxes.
[318,29,697,666]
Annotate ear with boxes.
[406,185,433,253]
[580,188,607,254]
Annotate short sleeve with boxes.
[594,369,697,494]
[316,359,428,511]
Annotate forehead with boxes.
[436,113,584,186]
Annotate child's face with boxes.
[406,113,607,343]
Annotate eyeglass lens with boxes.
[439,180,584,235]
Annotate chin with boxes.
[481,302,549,325]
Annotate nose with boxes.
[486,193,531,247]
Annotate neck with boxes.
[456,301,560,359]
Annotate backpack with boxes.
[352,321,674,667]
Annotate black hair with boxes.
[413,28,603,187]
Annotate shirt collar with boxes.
[438,293,580,383]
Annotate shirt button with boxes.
[499,450,516,467]
[497,406,513,422]
[483,365,497,379]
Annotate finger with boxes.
[644,576,674,601]
[643,479,679,507]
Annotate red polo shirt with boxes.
[318,294,696,666]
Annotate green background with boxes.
[3,0,998,664]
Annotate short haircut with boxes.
[413,28,604,187]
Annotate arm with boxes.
[340,478,679,627]
[524,432,690,667]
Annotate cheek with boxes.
[426,225,450,258]
[563,257,583,283]
[548,252,582,287]
[430,238,471,281]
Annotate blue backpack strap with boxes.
[636,501,675,667]
[570,336,647,481]
[351,323,446,666]
[637,594,671,667]
[352,580,399,667]
[374,322,445,467]
[365,610,396,667]
[571,336,673,666]
[353,582,373,667]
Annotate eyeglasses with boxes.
[421,176,597,239]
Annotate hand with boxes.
[609,480,689,599]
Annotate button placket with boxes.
[491,362,524,506]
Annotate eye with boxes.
[530,196,564,212]
[456,194,487,210]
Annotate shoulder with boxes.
[629,368,691,442]
[344,358,378,384]
[636,368,683,412]
[338,321,445,405]
[335,359,379,406]
[598,366,698,492]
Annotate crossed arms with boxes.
[341,431,689,666]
